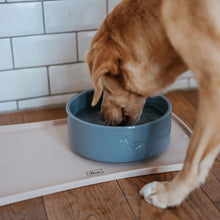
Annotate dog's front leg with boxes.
[140,86,220,208]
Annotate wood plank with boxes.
[118,172,220,220]
[165,91,197,130]
[22,107,66,123]
[201,157,220,211]
[0,198,47,220]
[181,89,199,109]
[215,202,220,212]
[0,112,23,125]
[117,172,181,220]
[43,181,135,220]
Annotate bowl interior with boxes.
[68,90,169,126]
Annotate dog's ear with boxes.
[86,45,121,106]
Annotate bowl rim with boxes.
[66,89,172,129]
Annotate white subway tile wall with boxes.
[7,0,37,2]
[0,68,48,101]
[178,70,193,79]
[44,0,106,33]
[13,33,77,68]
[0,39,13,70]
[0,102,17,113]
[0,2,44,37]
[77,31,96,61]
[189,78,198,89]
[18,93,76,110]
[163,78,189,94]
[0,0,197,113]
[49,63,93,94]
[108,0,121,13]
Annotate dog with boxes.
[86,0,220,208]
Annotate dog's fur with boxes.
[86,0,220,208]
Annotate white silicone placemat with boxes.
[0,114,191,206]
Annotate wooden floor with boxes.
[0,90,219,220]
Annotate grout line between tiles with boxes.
[47,66,51,95]
[75,32,79,62]
[106,0,109,15]
[188,78,190,88]
[0,29,98,40]
[16,100,19,110]
[0,61,85,73]
[0,0,64,4]
[0,68,13,72]
[9,38,15,69]
[0,91,80,104]
[41,1,46,34]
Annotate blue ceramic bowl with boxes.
[66,90,172,163]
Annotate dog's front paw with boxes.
[140,181,183,209]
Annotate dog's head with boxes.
[86,41,147,126]
[86,1,186,126]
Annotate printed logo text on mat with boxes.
[86,168,104,177]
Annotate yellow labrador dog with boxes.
[86,0,220,208]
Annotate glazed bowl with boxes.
[66,90,172,163]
